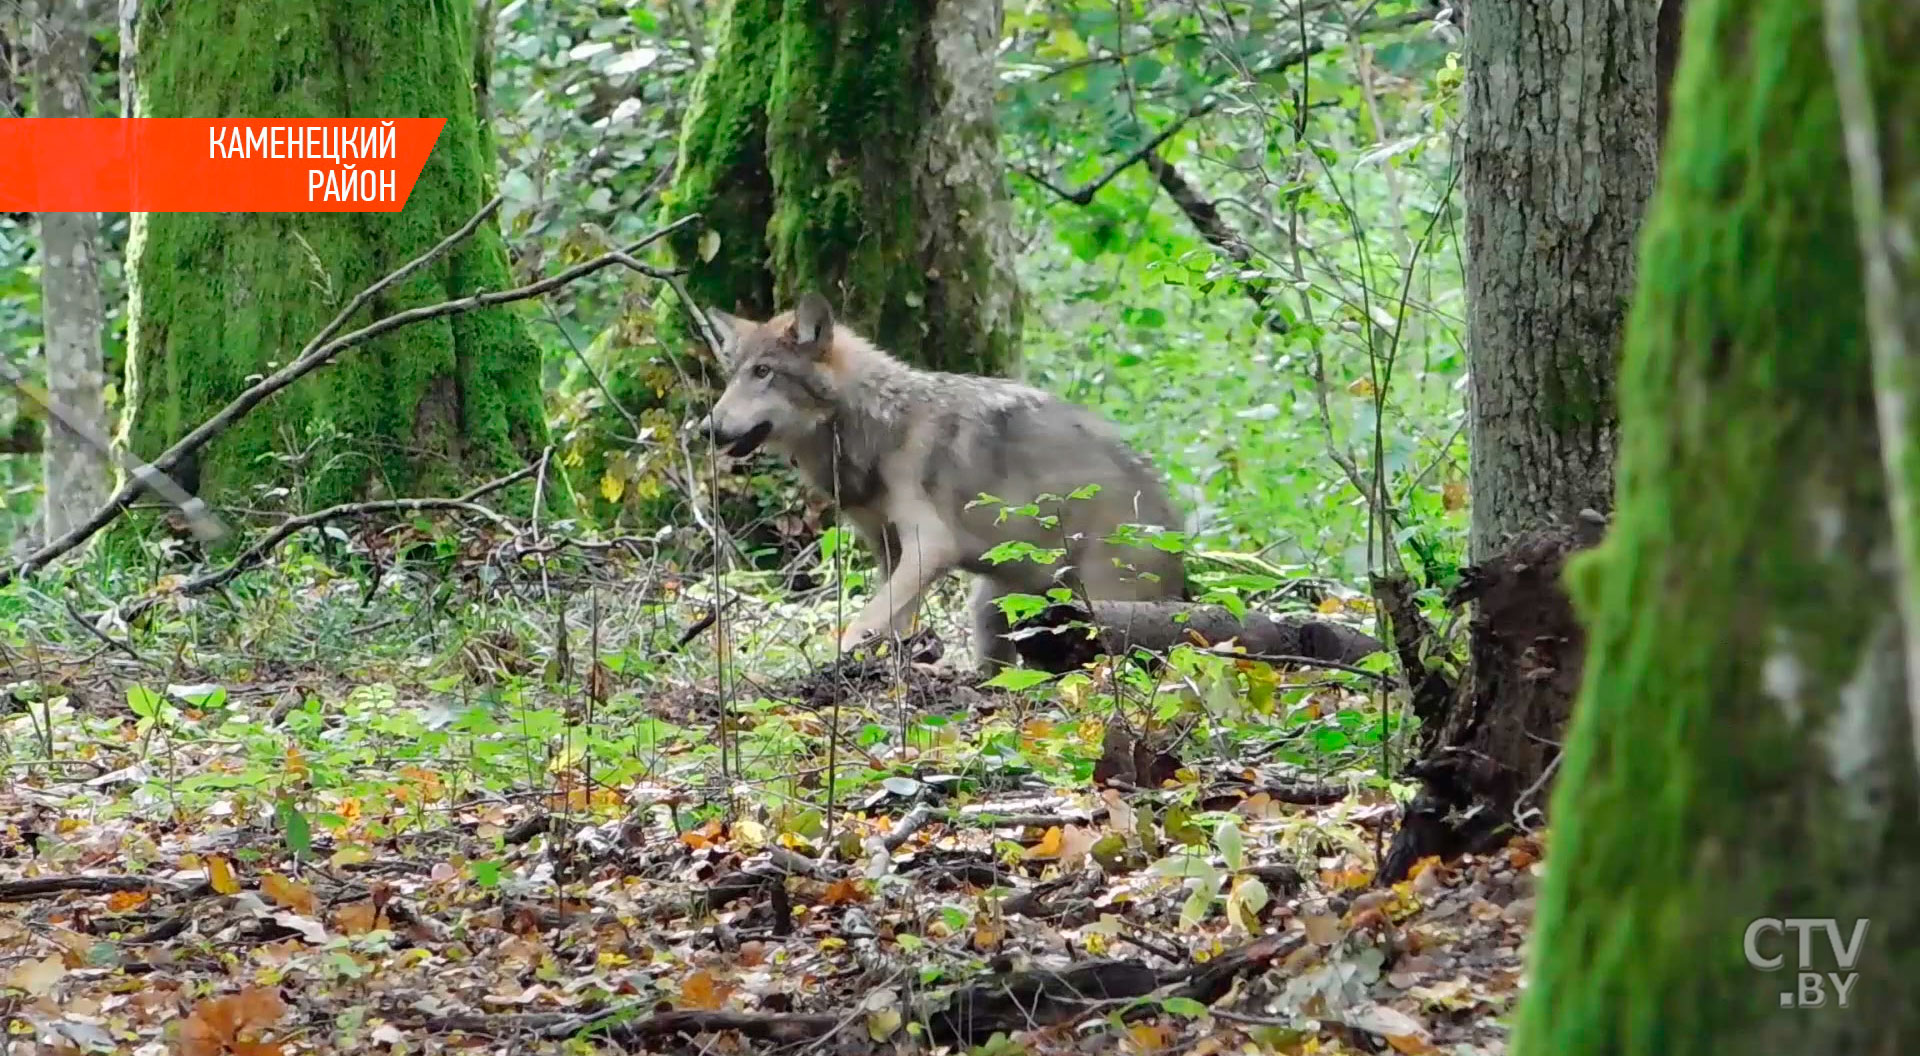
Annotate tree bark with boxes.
[1379,0,1660,880]
[1516,1,1920,1050]
[1463,0,1657,560]
[1654,0,1686,149]
[121,0,553,513]
[579,0,1021,527]
[27,0,111,540]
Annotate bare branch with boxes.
[122,464,537,620]
[1,204,701,587]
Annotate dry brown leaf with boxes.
[178,987,287,1056]
[333,902,387,935]
[821,878,867,906]
[1059,824,1098,867]
[5,955,65,996]
[106,890,151,912]
[261,873,317,916]
[678,969,731,1011]
[1301,914,1343,946]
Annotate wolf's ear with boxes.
[791,292,835,358]
[705,307,746,370]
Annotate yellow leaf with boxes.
[207,855,241,895]
[1023,826,1065,860]
[329,843,373,868]
[599,471,626,504]
[866,1007,902,1041]
[262,873,318,916]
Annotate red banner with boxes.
[0,119,447,213]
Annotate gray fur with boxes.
[697,295,1187,671]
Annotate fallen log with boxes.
[1010,599,1385,676]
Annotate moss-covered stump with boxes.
[122,0,555,516]
[1513,1,1920,1051]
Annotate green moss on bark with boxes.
[766,0,931,361]
[1515,1,1920,1051]
[124,0,556,514]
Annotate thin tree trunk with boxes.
[1516,1,1920,1050]
[27,0,110,540]
[1379,0,1661,881]
[1463,0,1657,560]
[122,0,554,513]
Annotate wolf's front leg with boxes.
[838,509,955,653]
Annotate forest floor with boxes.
[0,542,1530,1056]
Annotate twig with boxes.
[1018,8,1440,207]
[1143,151,1288,333]
[1229,650,1396,685]
[2,206,698,588]
[0,875,190,902]
[62,596,150,666]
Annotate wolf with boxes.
[694,292,1187,673]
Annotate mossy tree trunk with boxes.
[121,0,552,512]
[581,0,1019,527]
[1516,1,1920,1051]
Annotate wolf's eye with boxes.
[751,364,772,379]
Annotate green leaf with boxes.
[127,684,163,719]
[1213,817,1245,872]
[276,796,313,860]
[983,667,1054,692]
[1161,997,1209,1018]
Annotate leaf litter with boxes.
[0,560,1534,1056]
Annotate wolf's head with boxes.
[696,292,843,458]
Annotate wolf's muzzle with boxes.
[701,418,773,458]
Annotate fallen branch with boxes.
[1,197,698,587]
[0,875,190,902]
[1012,599,1386,678]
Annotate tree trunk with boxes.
[1379,0,1660,880]
[1463,0,1657,560]
[120,0,552,512]
[1516,2,1920,1050]
[28,0,110,540]
[581,0,1020,527]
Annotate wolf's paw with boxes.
[838,623,883,655]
